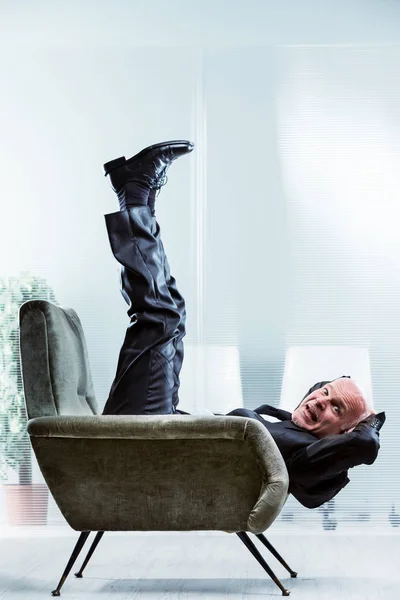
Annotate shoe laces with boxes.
[155,172,168,191]
[153,162,168,190]
[141,162,168,193]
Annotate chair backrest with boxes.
[19,300,98,418]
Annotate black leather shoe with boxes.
[103,140,194,195]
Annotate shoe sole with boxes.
[103,140,194,176]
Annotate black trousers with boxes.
[102,207,186,415]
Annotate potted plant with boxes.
[0,272,57,525]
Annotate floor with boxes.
[0,529,399,599]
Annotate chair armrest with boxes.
[28,414,264,440]
[27,414,289,534]
[242,417,289,532]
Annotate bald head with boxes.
[292,377,371,438]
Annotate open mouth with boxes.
[305,405,318,422]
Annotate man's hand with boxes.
[359,411,386,432]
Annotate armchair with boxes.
[19,300,295,596]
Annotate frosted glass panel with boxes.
[203,46,400,529]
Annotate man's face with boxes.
[291,378,367,438]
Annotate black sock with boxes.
[118,181,150,211]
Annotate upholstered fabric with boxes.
[19,300,98,418]
[27,415,288,533]
[20,300,289,535]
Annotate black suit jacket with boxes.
[228,380,381,509]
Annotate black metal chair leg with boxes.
[256,533,298,578]
[51,531,90,596]
[75,531,105,578]
[236,532,290,596]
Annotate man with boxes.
[228,378,385,508]
[102,140,385,509]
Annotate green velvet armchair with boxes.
[19,300,296,596]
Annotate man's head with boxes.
[291,377,371,438]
